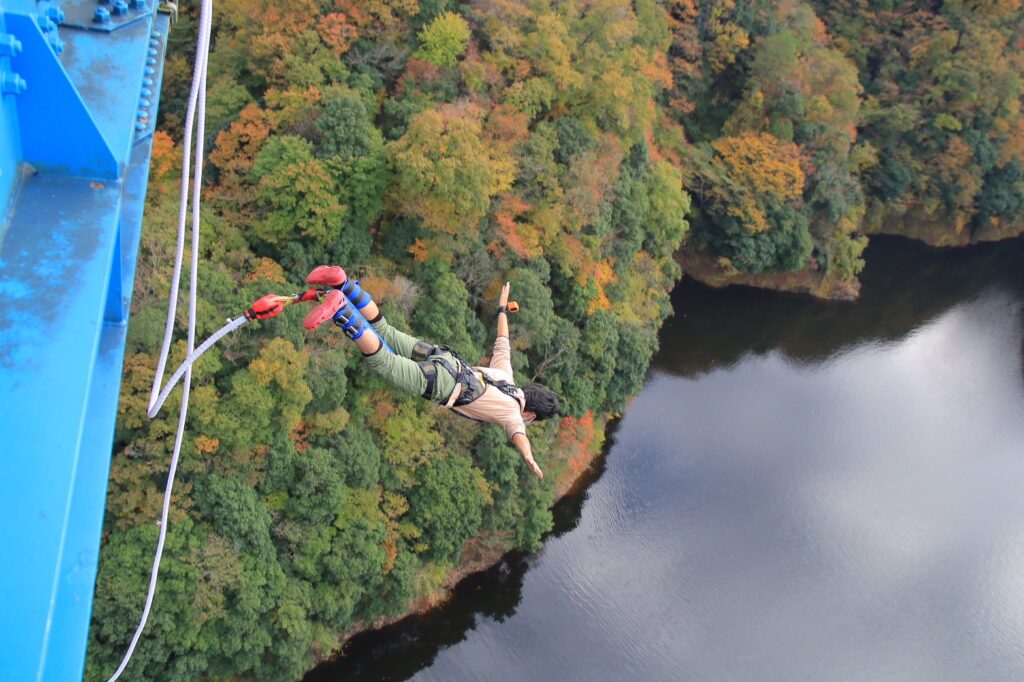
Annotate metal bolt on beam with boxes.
[1,73,28,96]
[112,0,128,15]
[48,35,64,55]
[0,34,22,58]
[37,16,56,32]
[132,0,146,9]
[46,6,65,24]
[93,6,110,22]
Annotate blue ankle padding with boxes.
[342,279,373,309]
[333,304,394,352]
[332,302,366,338]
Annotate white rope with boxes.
[146,315,248,418]
[107,1,214,678]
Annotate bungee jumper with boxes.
[302,265,561,478]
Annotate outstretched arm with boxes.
[497,281,510,339]
[512,433,543,478]
[490,282,514,374]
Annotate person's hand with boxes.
[499,281,510,308]
[526,456,543,479]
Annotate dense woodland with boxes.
[87,1,1024,680]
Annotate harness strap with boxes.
[484,376,525,411]
[417,360,437,400]
[412,340,435,361]
[414,345,524,412]
[444,383,463,408]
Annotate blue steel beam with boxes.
[6,12,119,178]
[0,0,170,678]
[0,6,22,221]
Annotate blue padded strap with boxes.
[334,303,393,352]
[341,279,373,309]
[333,301,366,339]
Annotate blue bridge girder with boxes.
[0,0,170,679]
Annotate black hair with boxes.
[522,384,561,421]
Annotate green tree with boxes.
[414,11,472,67]
[252,135,345,245]
[387,106,516,237]
[408,453,487,564]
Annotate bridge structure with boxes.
[0,0,170,678]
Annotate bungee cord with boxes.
[107,0,213,677]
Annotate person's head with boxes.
[521,384,561,423]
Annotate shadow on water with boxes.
[658,235,1024,378]
[304,235,1024,682]
[303,422,622,682]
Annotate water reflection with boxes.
[658,236,1024,377]
[304,556,531,682]
[305,236,1024,682]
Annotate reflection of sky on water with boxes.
[412,284,1024,681]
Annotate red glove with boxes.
[245,294,288,321]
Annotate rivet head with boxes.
[139,99,151,108]
[144,67,155,75]
[135,121,146,131]
[1,73,28,96]
[141,88,152,97]
[0,35,23,58]
[143,78,154,86]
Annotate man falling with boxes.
[303,266,560,478]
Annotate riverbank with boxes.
[681,221,1024,302]
[867,208,1024,248]
[313,418,612,665]
[678,246,860,302]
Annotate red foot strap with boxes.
[306,265,346,288]
[303,289,346,331]
[245,294,290,321]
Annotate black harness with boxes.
[414,342,524,411]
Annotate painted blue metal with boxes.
[0,12,22,224]
[0,0,170,677]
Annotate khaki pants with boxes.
[363,318,459,402]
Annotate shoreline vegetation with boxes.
[319,428,611,665]
[88,2,1024,680]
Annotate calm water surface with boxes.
[307,236,1024,682]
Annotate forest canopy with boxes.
[88,1,1024,680]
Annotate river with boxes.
[306,236,1024,682]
